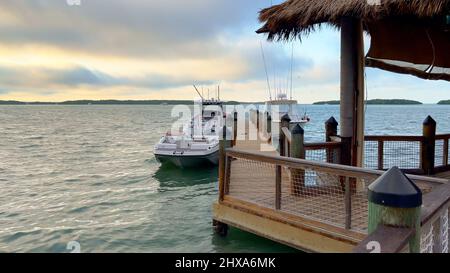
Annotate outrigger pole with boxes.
[260,41,272,101]
[193,85,205,101]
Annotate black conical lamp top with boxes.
[368,167,422,208]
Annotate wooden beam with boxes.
[353,225,414,253]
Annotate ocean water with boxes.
[0,104,449,253]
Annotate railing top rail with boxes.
[365,135,424,141]
[305,142,341,150]
[435,134,450,140]
[421,183,450,225]
[226,148,448,185]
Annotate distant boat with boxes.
[160,102,168,105]
[264,93,310,124]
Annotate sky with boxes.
[0,0,448,103]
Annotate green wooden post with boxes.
[421,116,436,175]
[368,167,422,253]
[291,124,305,195]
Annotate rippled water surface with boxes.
[0,104,449,252]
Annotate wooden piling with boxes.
[421,116,436,175]
[267,113,272,135]
[325,117,338,142]
[279,114,291,157]
[368,167,422,253]
[233,111,238,147]
[215,125,232,236]
[325,117,338,163]
[219,126,232,202]
[256,109,260,133]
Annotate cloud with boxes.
[0,0,267,59]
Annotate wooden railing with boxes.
[248,111,450,175]
[364,116,450,175]
[219,147,445,234]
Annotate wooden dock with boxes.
[213,112,450,253]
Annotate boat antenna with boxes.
[260,41,272,100]
[217,85,220,101]
[193,85,204,101]
[290,42,294,100]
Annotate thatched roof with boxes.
[258,0,450,40]
[257,0,450,81]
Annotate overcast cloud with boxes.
[0,0,448,103]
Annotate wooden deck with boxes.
[433,170,450,180]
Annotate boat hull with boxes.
[155,150,219,168]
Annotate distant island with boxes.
[313,99,423,105]
[0,99,247,105]
[437,100,450,105]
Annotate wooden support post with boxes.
[368,167,422,253]
[233,111,238,147]
[377,140,384,170]
[279,114,291,156]
[256,109,260,133]
[215,126,232,237]
[218,126,232,202]
[421,116,436,175]
[290,124,305,196]
[224,156,231,196]
[325,117,338,142]
[340,17,365,167]
[325,117,338,163]
[266,113,272,143]
[344,177,352,230]
[444,138,449,166]
[275,165,282,210]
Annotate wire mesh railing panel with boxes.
[227,158,276,208]
[420,207,450,253]
[364,140,421,170]
[281,168,377,232]
[225,150,447,237]
[364,141,379,169]
[435,139,444,167]
[305,147,340,164]
[383,141,421,169]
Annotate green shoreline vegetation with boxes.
[313,99,423,105]
[2,99,449,105]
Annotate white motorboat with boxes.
[262,93,310,150]
[264,93,310,124]
[154,87,223,168]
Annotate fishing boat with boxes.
[154,86,223,168]
[264,93,310,124]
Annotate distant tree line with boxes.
[313,99,423,105]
